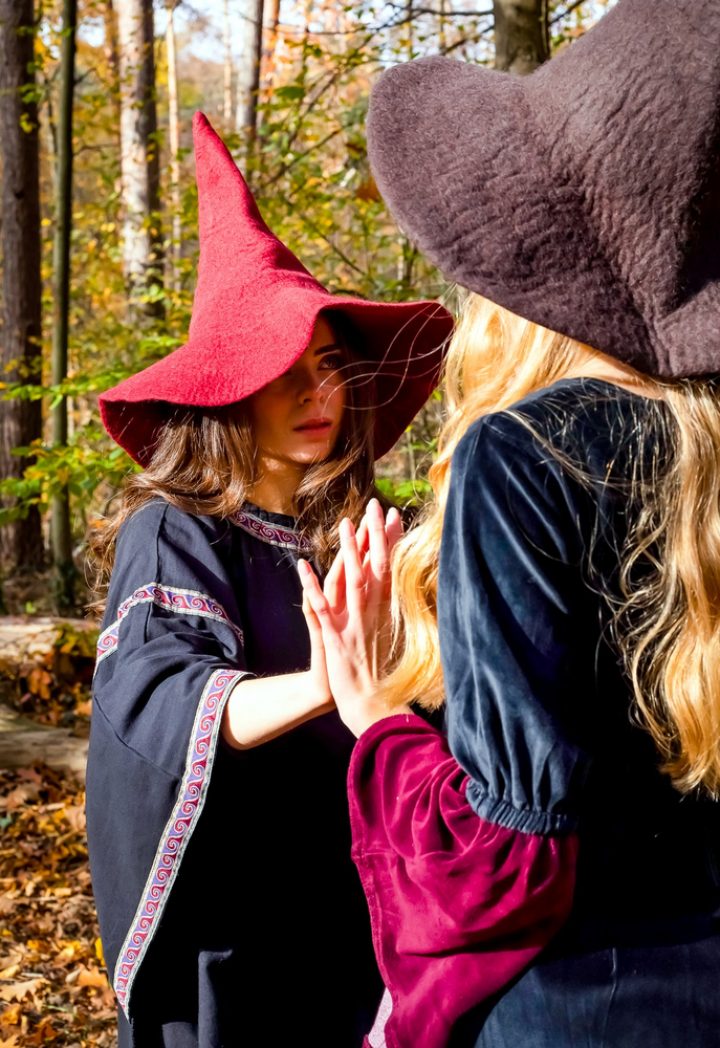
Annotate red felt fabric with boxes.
[349,714,579,1048]
[99,113,453,465]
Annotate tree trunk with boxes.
[103,0,121,132]
[0,0,44,575]
[236,0,265,163]
[116,0,164,316]
[223,0,234,127]
[165,0,182,292]
[493,0,549,74]
[262,0,282,93]
[50,0,77,612]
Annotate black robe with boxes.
[87,500,381,1046]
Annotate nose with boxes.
[297,367,324,404]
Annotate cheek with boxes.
[248,394,285,447]
[325,382,346,420]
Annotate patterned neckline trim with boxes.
[229,507,312,553]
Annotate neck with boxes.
[247,458,304,515]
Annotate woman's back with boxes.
[439,378,720,1046]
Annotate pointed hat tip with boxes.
[192,110,214,143]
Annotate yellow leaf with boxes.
[77,966,108,989]
[0,978,45,1003]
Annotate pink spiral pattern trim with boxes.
[95,583,243,668]
[113,668,246,1017]
[230,510,311,553]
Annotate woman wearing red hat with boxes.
[86,113,452,1047]
[299,1,720,1046]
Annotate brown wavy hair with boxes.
[382,291,720,797]
[89,319,379,613]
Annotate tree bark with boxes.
[223,0,234,127]
[165,0,181,292]
[0,0,44,574]
[103,0,122,139]
[50,0,77,611]
[116,0,164,316]
[236,0,265,162]
[493,0,549,74]
[262,0,282,93]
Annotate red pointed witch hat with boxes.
[99,113,453,464]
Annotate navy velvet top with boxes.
[347,378,720,1048]
[447,379,720,1044]
[86,501,381,1047]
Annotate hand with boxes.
[298,499,404,737]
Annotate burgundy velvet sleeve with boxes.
[349,713,578,1048]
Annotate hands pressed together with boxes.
[298,498,412,738]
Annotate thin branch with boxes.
[258,125,344,190]
[550,0,588,24]
[277,193,368,277]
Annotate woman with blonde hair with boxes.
[299,1,720,1045]
[86,113,451,1047]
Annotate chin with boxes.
[294,450,333,466]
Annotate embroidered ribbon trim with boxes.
[95,583,243,668]
[113,667,247,1017]
[230,509,312,553]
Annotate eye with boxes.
[318,353,344,371]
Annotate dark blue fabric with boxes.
[438,378,720,1046]
[87,500,381,1047]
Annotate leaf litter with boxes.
[0,763,116,1045]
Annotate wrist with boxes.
[302,668,334,712]
[343,699,405,739]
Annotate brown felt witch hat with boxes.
[366,0,720,378]
[100,113,453,465]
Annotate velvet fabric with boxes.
[348,379,720,1046]
[99,114,453,465]
[349,716,578,1048]
[366,0,720,378]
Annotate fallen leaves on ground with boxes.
[0,619,97,732]
[0,764,116,1045]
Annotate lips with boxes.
[294,417,332,432]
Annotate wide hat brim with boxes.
[367,0,720,378]
[99,288,451,464]
[100,111,452,465]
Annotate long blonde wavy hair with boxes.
[383,292,720,797]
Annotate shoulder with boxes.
[117,499,230,554]
[455,378,641,478]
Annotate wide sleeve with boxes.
[349,417,591,1048]
[87,500,252,1020]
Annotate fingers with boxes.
[324,548,346,614]
[298,559,332,624]
[339,517,366,617]
[385,506,404,553]
[302,592,324,651]
[366,498,390,593]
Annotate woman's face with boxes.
[247,316,346,470]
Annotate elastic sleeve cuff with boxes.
[466,779,578,836]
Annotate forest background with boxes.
[0,1,615,1044]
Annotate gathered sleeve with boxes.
[349,416,591,1048]
[87,500,252,1019]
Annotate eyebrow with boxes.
[313,343,344,355]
